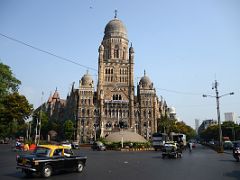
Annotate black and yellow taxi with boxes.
[16,144,87,178]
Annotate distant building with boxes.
[198,119,217,135]
[168,106,176,120]
[224,112,236,123]
[195,119,200,134]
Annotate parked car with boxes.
[91,141,106,151]
[208,141,215,145]
[16,144,87,178]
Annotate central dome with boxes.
[139,71,153,88]
[80,71,94,87]
[104,18,128,39]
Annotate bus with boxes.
[152,133,168,151]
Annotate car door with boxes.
[64,149,76,170]
[52,148,65,170]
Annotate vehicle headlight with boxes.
[33,161,39,166]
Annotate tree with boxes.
[199,125,218,142]
[158,116,196,140]
[0,62,21,98]
[0,92,33,137]
[64,120,74,140]
[222,121,239,141]
[32,110,49,140]
[175,121,196,140]
[157,115,177,134]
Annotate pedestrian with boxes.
[16,140,21,150]
[188,142,193,152]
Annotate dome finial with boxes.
[114,9,118,19]
[144,70,146,76]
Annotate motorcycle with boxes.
[233,142,240,162]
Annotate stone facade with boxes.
[45,16,169,143]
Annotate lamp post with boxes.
[203,80,234,152]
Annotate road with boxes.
[0,143,240,180]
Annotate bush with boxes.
[104,141,151,149]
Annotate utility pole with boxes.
[35,117,38,144]
[214,80,223,152]
[203,80,234,153]
[38,91,44,145]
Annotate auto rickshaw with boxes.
[162,141,182,159]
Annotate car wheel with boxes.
[76,161,84,173]
[41,165,52,178]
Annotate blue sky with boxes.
[0,0,240,128]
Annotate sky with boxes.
[0,0,240,128]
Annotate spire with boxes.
[47,92,52,103]
[114,9,118,19]
[71,82,75,92]
[144,70,146,76]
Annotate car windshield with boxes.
[34,147,51,156]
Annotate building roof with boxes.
[104,18,128,39]
[139,70,153,88]
[52,89,60,99]
[80,71,94,87]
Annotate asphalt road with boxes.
[0,143,240,180]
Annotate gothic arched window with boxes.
[114,45,119,58]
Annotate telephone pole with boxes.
[203,80,234,152]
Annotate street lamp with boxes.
[203,80,234,152]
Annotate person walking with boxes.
[188,142,193,152]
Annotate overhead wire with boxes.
[156,87,203,96]
[0,32,213,97]
[0,33,97,72]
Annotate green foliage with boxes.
[0,62,33,138]
[63,120,74,140]
[32,111,49,140]
[0,62,21,97]
[200,121,240,142]
[1,92,33,123]
[175,121,196,140]
[157,116,196,140]
[0,92,33,137]
[199,125,219,141]
[104,141,151,149]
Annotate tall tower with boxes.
[97,14,135,136]
[137,71,157,139]
[77,71,95,143]
[195,119,200,134]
